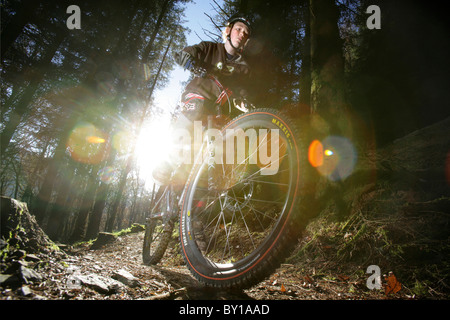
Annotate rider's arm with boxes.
[174,41,211,70]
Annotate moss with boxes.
[113,227,133,237]
[412,280,429,297]
[72,238,95,247]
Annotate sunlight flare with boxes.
[134,114,174,184]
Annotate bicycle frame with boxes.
[167,70,249,216]
[143,68,266,268]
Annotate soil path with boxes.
[6,231,407,300]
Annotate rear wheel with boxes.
[179,108,308,288]
[143,187,175,265]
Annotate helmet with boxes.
[226,13,252,35]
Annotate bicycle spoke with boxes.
[235,190,264,247]
[185,116,298,266]
[177,108,306,289]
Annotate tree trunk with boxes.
[141,0,172,63]
[0,0,40,59]
[85,182,109,240]
[69,166,99,243]
[105,36,173,232]
[299,2,312,109]
[82,0,169,239]
[0,31,65,156]
[309,0,347,134]
[33,115,80,224]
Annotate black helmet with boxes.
[226,13,252,34]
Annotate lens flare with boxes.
[86,136,106,144]
[143,63,151,81]
[98,166,116,184]
[308,140,324,168]
[309,136,357,181]
[66,122,109,164]
[112,130,133,155]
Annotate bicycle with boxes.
[142,68,311,289]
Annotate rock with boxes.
[112,269,140,288]
[24,253,41,262]
[90,232,117,250]
[0,196,56,253]
[19,285,33,296]
[130,223,145,233]
[19,265,43,284]
[70,274,108,293]
[0,274,21,289]
[4,260,26,273]
[10,250,27,260]
[71,273,125,294]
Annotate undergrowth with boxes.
[287,135,450,299]
[289,181,450,298]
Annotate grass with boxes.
[288,177,450,298]
[286,132,450,299]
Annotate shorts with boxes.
[178,92,216,123]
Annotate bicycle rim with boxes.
[179,109,303,288]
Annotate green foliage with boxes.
[1,0,190,242]
[2,1,448,277]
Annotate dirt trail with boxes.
[4,118,449,301]
[1,230,410,300]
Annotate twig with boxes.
[204,12,223,33]
[202,27,221,42]
[144,287,187,300]
[211,0,229,19]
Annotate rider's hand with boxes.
[233,98,254,113]
[175,51,196,71]
[174,51,207,77]
[184,58,195,70]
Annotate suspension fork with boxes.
[207,115,216,191]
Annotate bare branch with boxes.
[210,0,228,18]
[204,12,223,33]
[201,27,221,42]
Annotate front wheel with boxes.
[179,108,309,289]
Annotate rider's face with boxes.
[229,22,250,48]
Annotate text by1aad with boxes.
[179,304,270,317]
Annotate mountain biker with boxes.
[152,14,254,186]
[175,13,253,122]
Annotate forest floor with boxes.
[1,117,449,301]
[0,230,409,301]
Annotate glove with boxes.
[174,51,195,71]
[233,98,254,113]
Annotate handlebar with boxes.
[189,66,255,115]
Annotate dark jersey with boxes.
[176,41,251,102]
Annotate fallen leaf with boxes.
[280,284,286,293]
[384,272,401,295]
[304,275,314,284]
[338,274,350,281]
